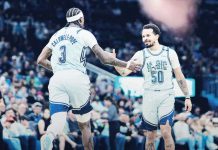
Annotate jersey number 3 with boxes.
[59,45,66,63]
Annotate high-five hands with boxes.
[112,49,141,72]
[128,59,142,73]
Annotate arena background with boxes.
[0,0,217,150]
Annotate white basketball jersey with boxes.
[131,45,180,91]
[46,26,97,74]
[142,46,174,90]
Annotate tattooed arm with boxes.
[110,49,133,76]
[92,46,141,74]
[92,44,127,67]
[173,67,190,98]
[173,67,192,111]
[114,66,133,76]
[37,46,53,71]
[92,44,141,72]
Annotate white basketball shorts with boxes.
[140,89,175,131]
[48,69,92,121]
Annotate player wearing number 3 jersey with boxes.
[37,7,141,150]
[113,24,192,150]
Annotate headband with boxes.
[66,12,84,22]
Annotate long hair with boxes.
[65,7,83,27]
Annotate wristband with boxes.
[126,61,131,69]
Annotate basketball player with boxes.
[112,24,192,150]
[37,7,141,150]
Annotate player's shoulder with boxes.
[168,47,177,56]
[77,29,96,43]
[161,45,178,58]
[67,26,85,34]
[78,28,93,36]
[162,45,177,53]
[132,49,144,59]
[138,48,149,56]
[161,45,172,51]
[49,28,64,40]
[137,49,146,54]
[132,50,143,57]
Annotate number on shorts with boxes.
[59,45,66,63]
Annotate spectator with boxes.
[17,103,28,122]
[26,87,38,105]
[104,96,120,150]
[116,114,132,150]
[91,98,106,113]
[61,111,82,150]
[193,106,201,117]
[189,117,204,150]
[36,108,50,140]
[173,113,196,150]
[28,102,42,125]
[26,70,42,90]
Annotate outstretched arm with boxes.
[110,49,132,76]
[112,49,138,76]
[82,30,140,72]
[92,44,127,67]
[37,46,53,71]
[92,44,141,72]
[114,66,132,76]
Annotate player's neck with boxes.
[149,42,160,51]
[68,23,81,28]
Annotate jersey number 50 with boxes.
[151,71,164,84]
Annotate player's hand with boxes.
[128,59,142,72]
[111,49,141,72]
[184,98,192,112]
[111,49,116,58]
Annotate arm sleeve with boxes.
[169,49,181,69]
[80,30,98,49]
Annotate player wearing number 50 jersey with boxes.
[37,7,141,150]
[113,24,192,150]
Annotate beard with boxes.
[145,41,155,48]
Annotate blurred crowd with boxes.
[0,0,218,150]
[0,92,218,150]
[0,0,217,77]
